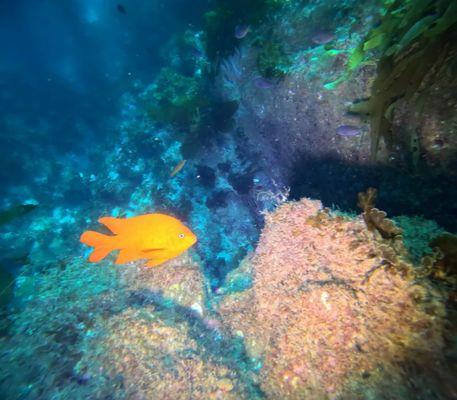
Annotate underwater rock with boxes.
[0,258,122,399]
[73,256,263,399]
[0,203,37,226]
[206,189,230,208]
[218,198,451,399]
[228,172,253,195]
[142,68,206,128]
[121,254,206,312]
[196,165,216,188]
[77,308,249,399]
[429,233,457,285]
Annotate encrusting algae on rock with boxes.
[74,255,263,400]
[1,196,455,399]
[217,197,453,399]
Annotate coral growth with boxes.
[218,198,451,399]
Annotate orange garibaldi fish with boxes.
[80,213,197,267]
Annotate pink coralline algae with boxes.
[218,198,451,399]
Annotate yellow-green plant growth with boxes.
[144,68,207,128]
[346,0,457,159]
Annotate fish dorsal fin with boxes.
[98,217,125,234]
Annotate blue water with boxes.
[0,1,456,399]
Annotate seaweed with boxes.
[345,0,457,159]
[357,188,402,239]
[144,68,207,128]
[143,67,239,159]
[256,40,291,79]
[429,233,457,280]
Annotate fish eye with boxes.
[178,233,185,239]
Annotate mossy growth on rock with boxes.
[143,66,238,156]
[346,0,457,160]
[217,197,452,399]
[256,40,291,79]
[394,215,446,263]
[144,68,207,128]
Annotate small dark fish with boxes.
[74,373,92,385]
[336,125,361,137]
[234,25,250,39]
[253,76,275,89]
[117,4,126,15]
[311,31,335,45]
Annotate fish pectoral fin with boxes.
[141,249,168,267]
[115,249,141,265]
[143,248,165,253]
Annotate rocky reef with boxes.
[1,1,456,398]
[1,197,455,399]
[218,197,455,399]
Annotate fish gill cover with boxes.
[0,0,456,399]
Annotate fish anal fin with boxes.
[98,217,125,234]
[89,247,112,263]
[115,249,141,265]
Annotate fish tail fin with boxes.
[80,230,115,262]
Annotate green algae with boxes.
[257,40,291,79]
[144,68,207,128]
[393,215,446,263]
[324,75,346,90]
